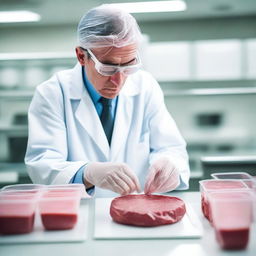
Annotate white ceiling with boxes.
[1,0,256,26]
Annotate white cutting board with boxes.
[0,202,89,244]
[94,198,203,239]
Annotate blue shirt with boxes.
[70,67,118,192]
[83,68,118,117]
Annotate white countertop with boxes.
[0,192,255,256]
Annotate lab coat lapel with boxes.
[110,77,139,161]
[70,64,109,159]
[75,92,109,159]
[110,94,132,161]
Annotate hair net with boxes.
[77,4,143,49]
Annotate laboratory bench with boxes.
[0,192,255,256]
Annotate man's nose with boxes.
[110,71,124,86]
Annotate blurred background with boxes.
[0,0,256,190]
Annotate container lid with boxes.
[211,172,253,180]
[199,179,248,190]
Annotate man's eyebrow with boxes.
[122,58,137,65]
[103,57,137,66]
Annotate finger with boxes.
[144,167,158,194]
[146,167,157,186]
[111,173,132,195]
[155,171,180,193]
[106,175,126,195]
[149,165,177,191]
[156,179,179,193]
[115,171,135,194]
[153,171,169,188]
[145,169,163,194]
[122,167,141,193]
[144,179,152,195]
[131,174,141,193]
[144,182,155,195]
[145,178,158,195]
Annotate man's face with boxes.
[76,44,138,99]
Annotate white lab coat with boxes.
[25,63,190,197]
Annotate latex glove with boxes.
[144,157,180,194]
[84,162,141,195]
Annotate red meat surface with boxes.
[110,194,186,227]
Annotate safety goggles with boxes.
[81,48,142,76]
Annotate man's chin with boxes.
[100,90,119,99]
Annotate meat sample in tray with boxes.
[110,194,186,227]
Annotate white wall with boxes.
[0,25,77,53]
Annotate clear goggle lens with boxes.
[85,48,141,76]
[96,64,141,76]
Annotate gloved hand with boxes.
[144,157,180,194]
[84,162,141,195]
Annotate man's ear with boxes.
[75,47,87,66]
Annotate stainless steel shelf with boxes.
[164,87,256,96]
[201,155,256,164]
[0,125,28,137]
[0,52,76,61]
[0,90,34,99]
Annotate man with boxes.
[25,4,190,197]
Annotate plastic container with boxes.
[208,190,253,250]
[1,184,45,195]
[210,175,256,223]
[211,172,254,188]
[252,177,256,222]
[0,191,38,235]
[199,179,248,222]
[46,184,84,193]
[39,184,83,230]
[211,172,252,180]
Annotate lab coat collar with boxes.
[68,63,109,158]
[69,63,84,100]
